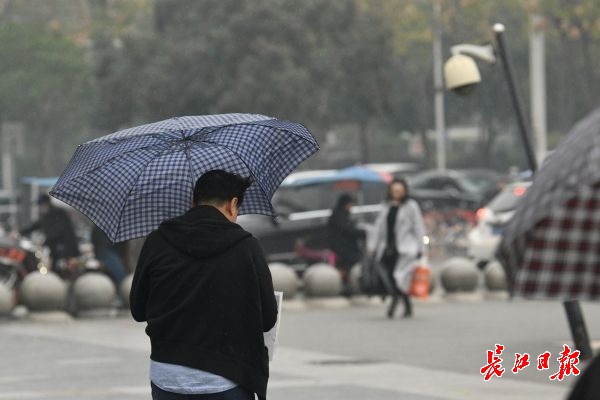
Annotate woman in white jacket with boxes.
[368,178,426,318]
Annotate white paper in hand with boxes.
[263,291,283,361]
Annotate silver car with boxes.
[467,181,531,268]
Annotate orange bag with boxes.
[410,265,431,299]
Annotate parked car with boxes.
[408,169,488,212]
[457,169,504,203]
[237,170,387,268]
[467,181,531,268]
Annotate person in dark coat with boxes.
[20,194,80,270]
[130,170,278,400]
[327,193,365,295]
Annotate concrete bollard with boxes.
[20,272,68,311]
[268,263,299,298]
[303,263,342,297]
[484,260,508,291]
[72,272,116,310]
[440,257,479,293]
[119,274,134,308]
[0,283,14,316]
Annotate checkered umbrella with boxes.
[497,108,600,300]
[50,113,319,242]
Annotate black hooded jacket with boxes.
[130,205,278,399]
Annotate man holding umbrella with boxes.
[49,113,319,399]
[130,170,278,400]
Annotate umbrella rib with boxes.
[86,131,168,146]
[57,139,170,189]
[188,122,317,148]
[182,141,196,199]
[111,150,169,242]
[242,122,317,146]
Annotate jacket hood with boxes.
[157,205,251,259]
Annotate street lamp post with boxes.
[444,24,537,173]
[492,24,538,173]
[444,23,592,360]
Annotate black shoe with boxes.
[340,283,353,298]
[402,296,413,318]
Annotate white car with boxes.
[468,182,531,268]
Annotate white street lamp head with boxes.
[493,23,505,33]
[449,43,496,64]
[444,54,481,95]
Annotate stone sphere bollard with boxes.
[269,263,299,298]
[440,257,479,293]
[119,274,134,308]
[0,283,14,316]
[303,263,342,297]
[20,271,68,311]
[72,272,116,310]
[484,261,508,291]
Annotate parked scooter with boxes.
[0,237,44,297]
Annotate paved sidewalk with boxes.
[0,294,596,399]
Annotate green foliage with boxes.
[2,0,600,176]
[116,0,397,138]
[0,23,93,175]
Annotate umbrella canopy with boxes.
[50,113,319,242]
[282,165,392,187]
[497,108,600,300]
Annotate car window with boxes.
[274,181,387,213]
[439,178,461,191]
[421,178,441,190]
[463,176,492,191]
[461,173,498,193]
[445,176,478,193]
[273,186,323,213]
[487,184,529,213]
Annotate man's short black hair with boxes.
[193,170,252,207]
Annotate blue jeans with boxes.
[96,249,127,286]
[151,382,253,400]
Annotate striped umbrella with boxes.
[50,113,319,242]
